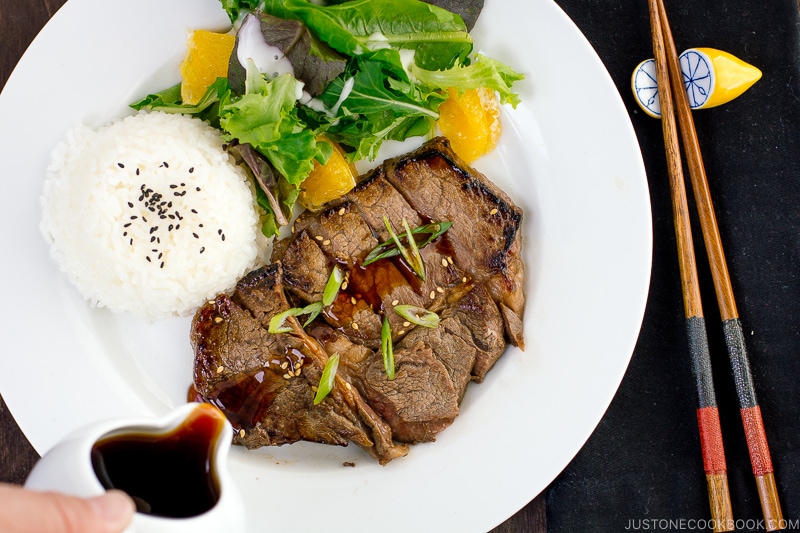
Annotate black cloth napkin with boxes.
[547,0,800,531]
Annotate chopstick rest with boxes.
[632,47,761,118]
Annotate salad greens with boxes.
[261,0,472,71]
[133,0,523,237]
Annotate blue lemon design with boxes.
[632,59,661,118]
[680,49,714,108]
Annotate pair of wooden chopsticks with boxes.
[647,0,784,531]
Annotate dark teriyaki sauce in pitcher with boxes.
[90,403,226,518]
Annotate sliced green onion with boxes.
[383,216,417,277]
[269,302,323,334]
[381,317,395,380]
[301,302,323,327]
[394,305,440,328]
[379,216,429,280]
[314,352,340,405]
[402,217,425,281]
[362,221,453,267]
[322,265,344,307]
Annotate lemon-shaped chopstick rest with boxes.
[632,47,761,118]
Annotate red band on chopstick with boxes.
[741,406,774,476]
[697,407,727,474]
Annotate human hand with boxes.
[0,482,135,533]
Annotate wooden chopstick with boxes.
[654,0,785,529]
[647,1,735,530]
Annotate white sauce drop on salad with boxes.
[399,49,417,80]
[237,14,294,80]
[330,77,355,116]
[301,77,355,118]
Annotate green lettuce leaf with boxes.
[220,71,321,186]
[410,54,525,107]
[261,0,472,71]
[302,59,445,160]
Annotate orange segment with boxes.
[437,87,502,163]
[180,30,236,105]
[298,141,357,212]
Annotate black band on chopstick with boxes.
[722,318,758,409]
[687,316,717,408]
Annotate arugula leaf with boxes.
[410,53,525,107]
[327,61,440,119]
[262,0,472,71]
[303,59,445,160]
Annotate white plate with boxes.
[0,0,651,531]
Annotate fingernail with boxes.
[89,490,136,527]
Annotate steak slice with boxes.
[191,263,408,463]
[382,137,525,347]
[397,282,506,403]
[312,324,459,443]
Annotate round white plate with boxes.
[0,0,651,531]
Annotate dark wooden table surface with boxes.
[0,0,546,530]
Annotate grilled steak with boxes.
[191,137,525,463]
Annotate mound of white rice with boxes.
[41,111,265,320]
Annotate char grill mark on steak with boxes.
[381,137,524,347]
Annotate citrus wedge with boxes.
[298,141,357,212]
[437,87,502,163]
[180,30,236,105]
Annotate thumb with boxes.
[0,483,136,533]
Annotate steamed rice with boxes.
[41,111,265,320]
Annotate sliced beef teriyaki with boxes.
[191,137,525,463]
